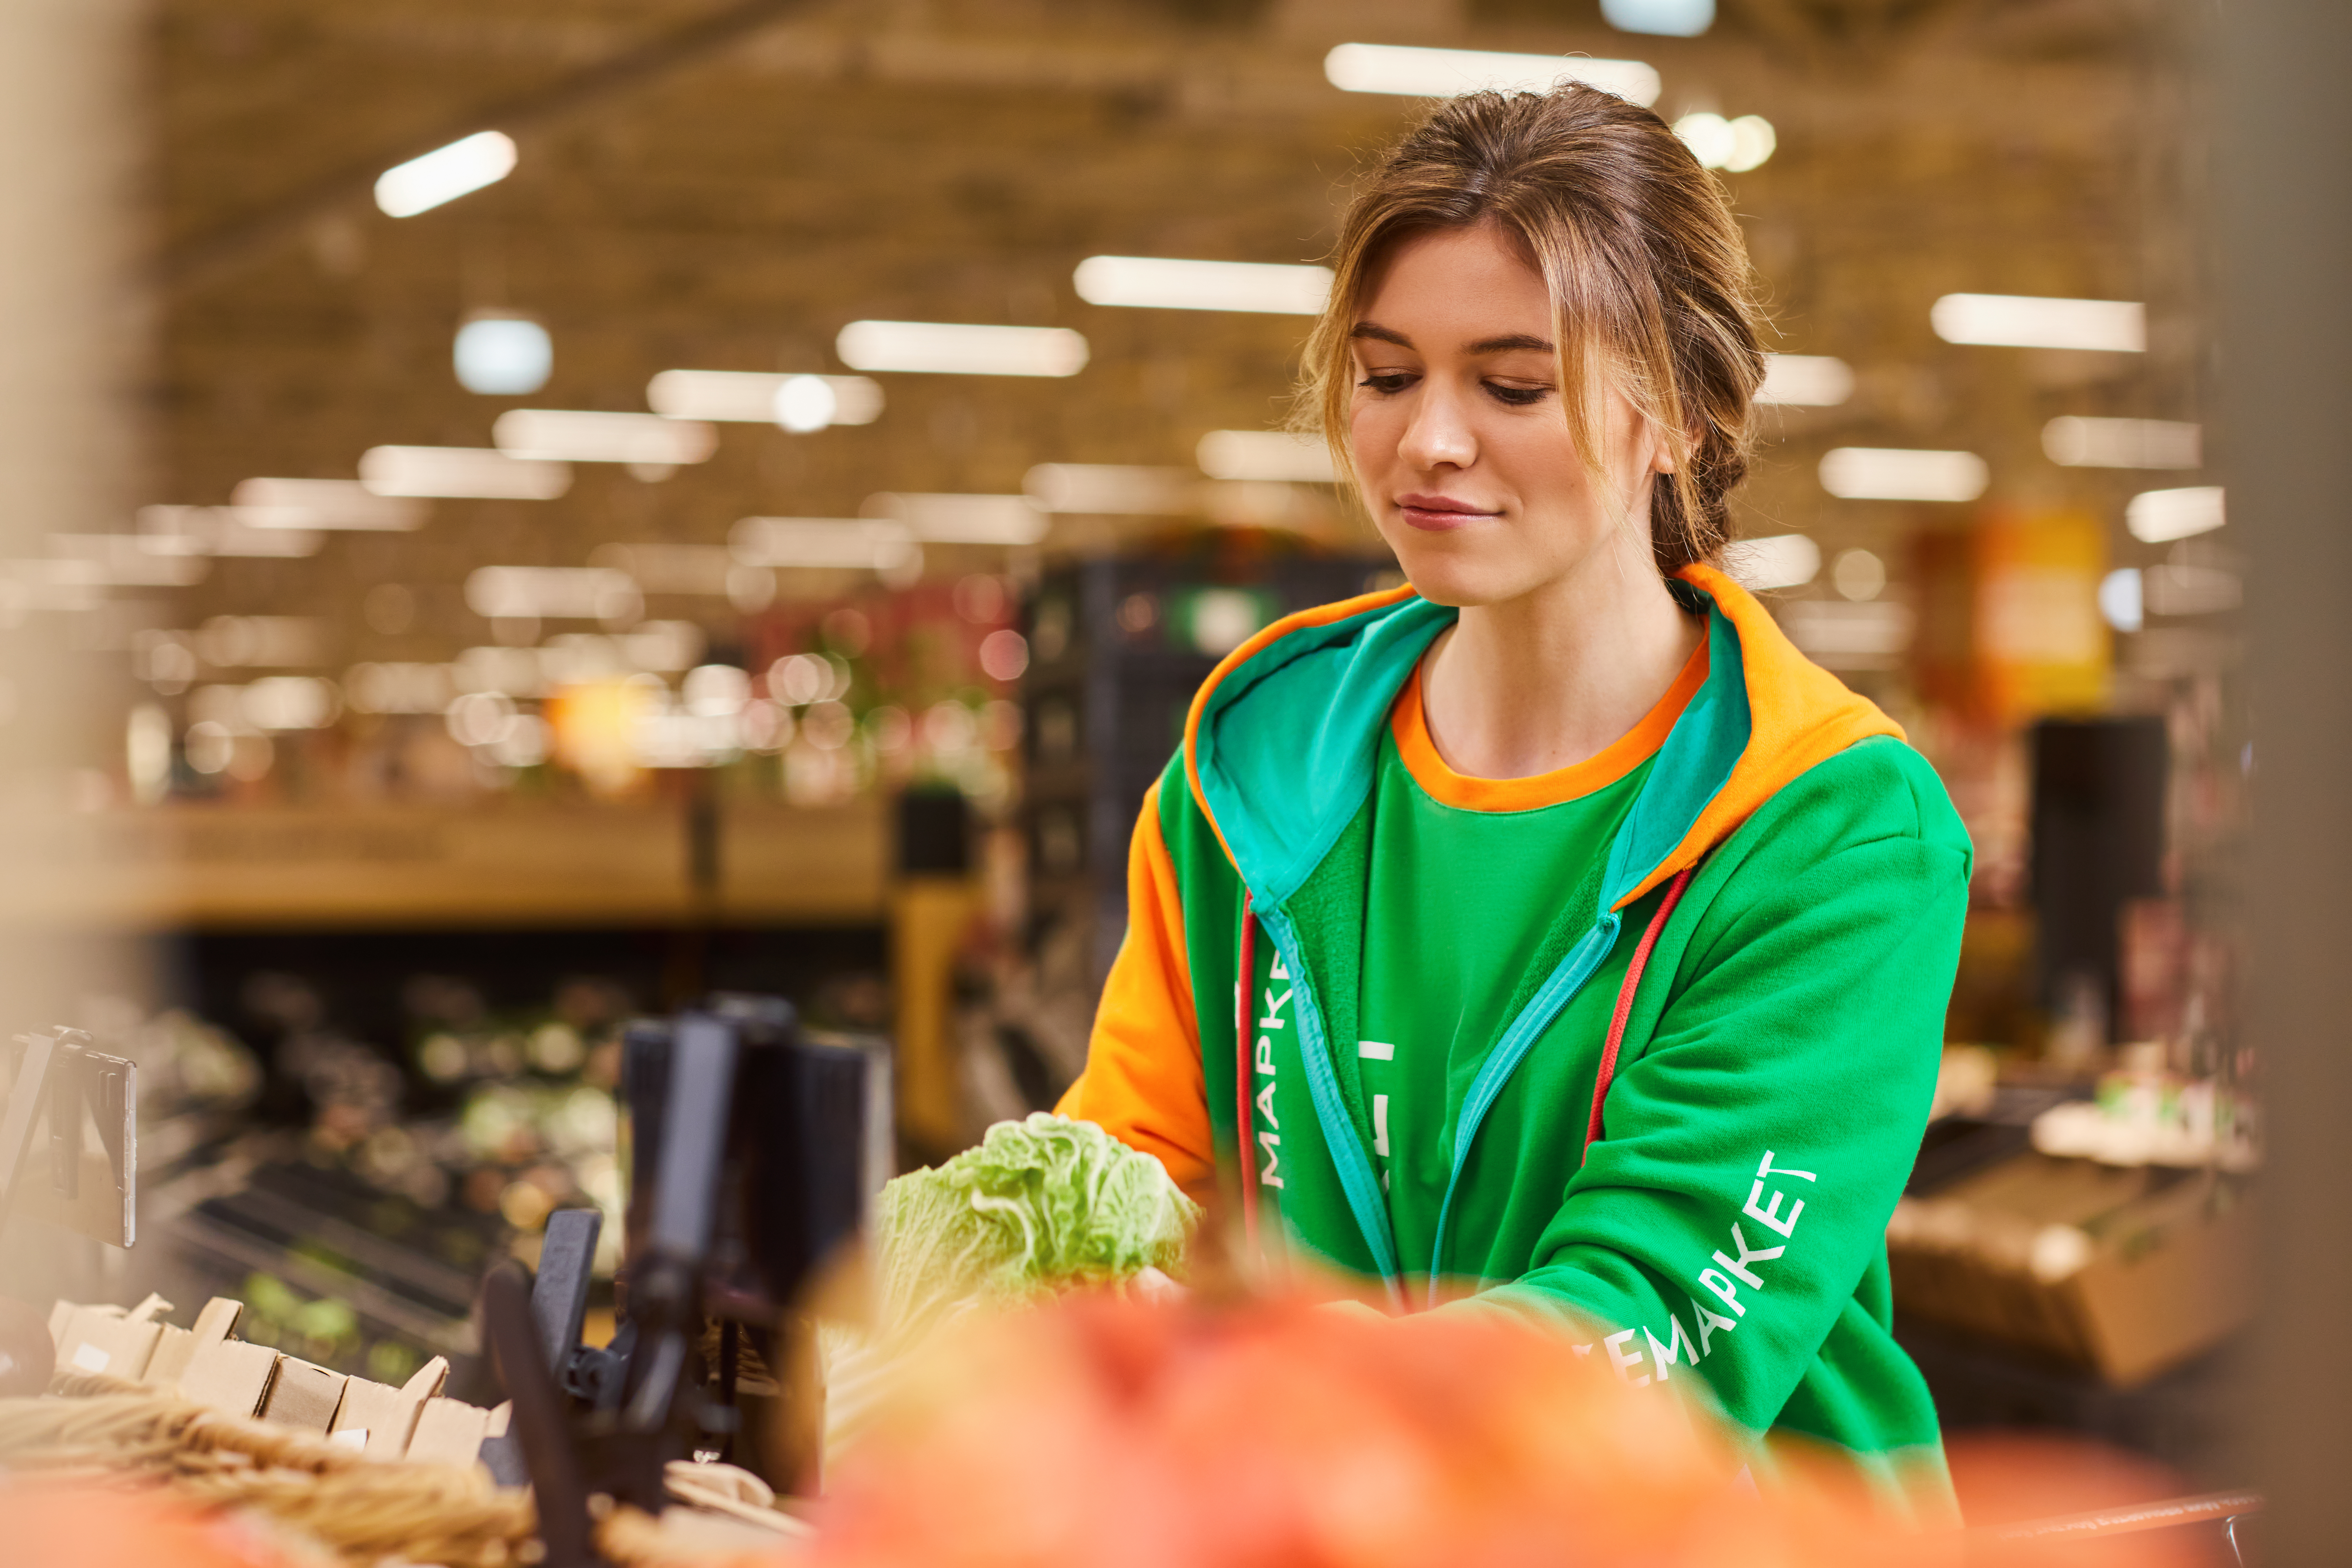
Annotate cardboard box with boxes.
[329,1356,449,1461]
[51,1294,174,1381]
[260,1356,348,1431]
[406,1396,493,1467]
[1889,1151,2254,1385]
[174,1297,281,1418]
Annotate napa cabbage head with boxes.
[872,1112,1199,1341]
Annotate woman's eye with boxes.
[1356,372,1416,395]
[1485,382,1551,407]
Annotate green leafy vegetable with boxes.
[872,1113,1199,1340]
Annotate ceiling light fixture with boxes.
[861,493,1049,546]
[1672,112,1774,172]
[1930,293,2146,352]
[1197,430,1338,484]
[136,506,321,558]
[645,369,884,428]
[1602,0,1714,36]
[2042,416,2202,469]
[1072,256,1334,315]
[835,321,1089,378]
[229,478,427,531]
[2126,486,2225,543]
[1756,354,1854,407]
[1323,44,1660,108]
[492,409,717,467]
[1724,533,1820,591]
[730,517,919,572]
[453,315,551,395]
[1023,464,1198,515]
[464,566,641,623]
[374,131,518,219]
[1818,447,1989,502]
[359,446,572,500]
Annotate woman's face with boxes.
[1348,221,1669,608]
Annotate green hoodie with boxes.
[1058,564,1972,1516]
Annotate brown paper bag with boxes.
[328,1355,449,1460]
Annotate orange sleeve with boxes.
[1054,782,1216,1204]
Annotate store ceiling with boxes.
[143,0,2199,666]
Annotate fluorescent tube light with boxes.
[454,315,550,394]
[374,131,517,218]
[1930,293,2146,352]
[1777,601,1916,667]
[1672,112,1774,172]
[2126,485,2225,543]
[645,369,884,427]
[2100,568,2143,633]
[1323,44,1660,108]
[1197,430,1338,483]
[1756,354,1853,407]
[1072,257,1334,315]
[835,321,1089,377]
[2042,417,2201,469]
[492,409,717,466]
[136,506,321,558]
[46,535,211,587]
[730,517,919,572]
[465,566,640,622]
[1023,464,1197,515]
[1724,533,1820,591]
[1819,447,1988,503]
[861,493,1049,546]
[1601,0,1714,36]
[230,478,427,531]
[360,446,572,500]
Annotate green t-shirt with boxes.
[1358,731,1654,1263]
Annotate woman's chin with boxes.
[1385,552,1525,610]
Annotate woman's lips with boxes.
[1395,494,1499,532]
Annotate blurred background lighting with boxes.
[1724,532,1820,591]
[2042,416,2202,469]
[730,517,919,572]
[1024,464,1196,515]
[452,315,550,394]
[373,130,517,218]
[1930,293,2147,351]
[359,446,571,500]
[1322,44,1661,107]
[1602,0,1715,35]
[1072,256,1333,315]
[1672,112,1774,172]
[230,478,427,531]
[861,493,1049,546]
[1196,430,1337,483]
[1819,447,1989,502]
[492,409,717,467]
[1756,353,1853,406]
[646,369,883,426]
[2126,485,2226,543]
[2099,567,2145,633]
[835,321,1088,378]
[138,505,321,557]
[1831,548,1888,602]
[772,375,837,434]
[464,566,642,623]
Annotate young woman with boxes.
[1057,85,1971,1516]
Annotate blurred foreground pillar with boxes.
[0,0,150,1302]
[2224,0,2352,1556]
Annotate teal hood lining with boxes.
[1193,588,1751,915]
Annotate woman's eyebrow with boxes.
[1350,321,1412,347]
[1467,332,1555,355]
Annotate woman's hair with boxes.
[1300,84,1767,576]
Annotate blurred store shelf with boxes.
[2,799,888,929]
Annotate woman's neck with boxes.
[1419,534,1704,781]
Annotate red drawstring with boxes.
[1235,889,1260,1255]
[1582,863,1699,1162]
